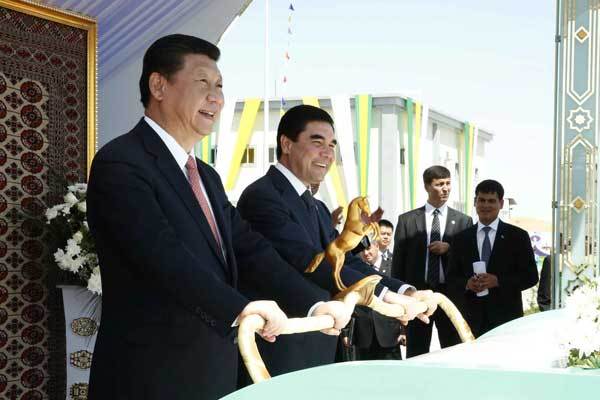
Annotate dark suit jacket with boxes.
[87,119,327,400]
[537,255,552,311]
[447,220,539,337]
[236,166,409,374]
[392,205,473,289]
[353,258,402,348]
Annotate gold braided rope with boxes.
[240,196,474,383]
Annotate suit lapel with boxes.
[487,220,506,274]
[467,225,479,272]
[268,167,319,245]
[140,121,227,269]
[443,207,457,241]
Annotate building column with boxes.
[553,0,600,306]
[379,104,403,223]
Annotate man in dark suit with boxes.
[237,105,435,379]
[537,255,552,311]
[392,165,473,357]
[86,35,350,400]
[354,243,403,360]
[447,179,539,337]
[378,219,394,261]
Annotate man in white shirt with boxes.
[447,179,538,337]
[392,165,473,357]
[378,219,394,261]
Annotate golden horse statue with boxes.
[305,196,382,291]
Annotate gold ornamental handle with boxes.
[239,276,382,383]
[238,314,337,384]
[430,292,475,343]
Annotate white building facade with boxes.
[199,94,493,222]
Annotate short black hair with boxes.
[139,34,220,107]
[276,105,334,160]
[378,219,394,230]
[423,165,451,185]
[475,179,504,200]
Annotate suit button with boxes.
[210,320,216,327]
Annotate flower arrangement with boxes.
[561,276,600,368]
[45,183,102,295]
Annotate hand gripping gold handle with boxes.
[238,276,383,384]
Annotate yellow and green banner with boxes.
[303,97,347,207]
[463,122,476,213]
[355,94,372,197]
[225,98,261,191]
[194,132,212,164]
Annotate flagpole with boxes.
[264,0,270,174]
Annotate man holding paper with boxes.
[447,179,539,337]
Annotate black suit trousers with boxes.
[406,284,460,358]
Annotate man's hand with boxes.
[238,301,287,343]
[313,301,352,336]
[331,206,344,227]
[476,273,499,290]
[406,289,438,317]
[466,275,480,292]
[383,291,428,324]
[428,241,450,255]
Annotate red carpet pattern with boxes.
[0,5,90,399]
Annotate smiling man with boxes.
[86,35,352,400]
[447,179,538,337]
[236,105,435,383]
[391,165,473,357]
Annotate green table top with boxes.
[223,310,600,399]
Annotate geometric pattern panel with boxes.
[0,4,91,399]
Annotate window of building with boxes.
[241,147,255,165]
[268,146,276,164]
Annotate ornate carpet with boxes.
[0,5,89,399]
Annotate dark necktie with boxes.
[481,226,492,264]
[301,190,321,246]
[427,208,441,287]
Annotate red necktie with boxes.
[185,156,223,253]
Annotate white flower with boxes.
[68,183,87,194]
[77,201,86,213]
[45,205,62,222]
[61,203,72,215]
[72,231,83,244]
[53,248,84,273]
[87,266,102,295]
[561,276,600,361]
[64,192,78,205]
[66,238,81,257]
[83,221,89,230]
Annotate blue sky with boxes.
[218,0,556,220]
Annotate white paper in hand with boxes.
[472,261,489,297]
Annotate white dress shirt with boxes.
[144,116,226,256]
[275,162,309,196]
[370,254,383,272]
[424,202,448,284]
[476,217,500,259]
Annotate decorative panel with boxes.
[0,1,96,398]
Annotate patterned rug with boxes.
[0,5,90,399]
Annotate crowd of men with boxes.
[85,34,541,400]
